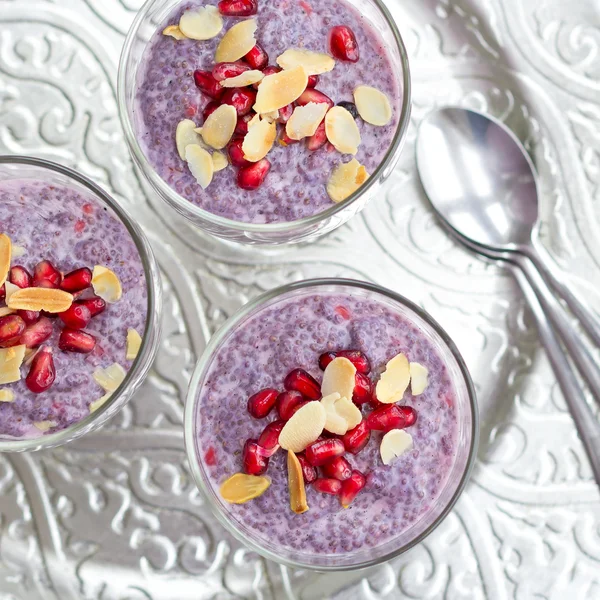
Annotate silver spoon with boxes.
[416,106,600,485]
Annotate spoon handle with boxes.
[510,263,600,485]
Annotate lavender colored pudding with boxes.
[134,0,402,224]
[0,180,148,438]
[195,290,460,557]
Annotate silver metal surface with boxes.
[1,0,600,598]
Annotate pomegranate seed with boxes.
[33,260,62,288]
[218,0,257,16]
[329,25,360,62]
[366,405,417,431]
[237,158,271,190]
[296,89,334,109]
[321,455,352,481]
[228,136,252,167]
[185,105,197,118]
[222,87,256,116]
[337,101,359,119]
[193,70,225,100]
[306,121,327,151]
[353,372,372,404]
[279,129,299,146]
[235,112,256,135]
[296,453,317,483]
[204,446,217,466]
[313,478,342,495]
[244,43,269,70]
[0,314,26,347]
[276,390,304,420]
[59,304,91,330]
[247,387,279,418]
[74,219,86,233]
[254,65,281,88]
[202,100,221,123]
[307,74,320,88]
[339,469,366,507]
[284,369,321,400]
[82,203,94,215]
[305,438,345,466]
[212,61,251,81]
[0,285,4,300]
[341,420,371,454]
[335,305,351,319]
[9,265,32,288]
[257,419,285,457]
[17,310,40,325]
[318,349,370,374]
[58,329,96,353]
[242,439,269,475]
[60,267,92,293]
[77,296,106,317]
[20,316,53,348]
[25,347,56,393]
[277,103,294,124]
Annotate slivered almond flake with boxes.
[0,233,11,288]
[276,48,335,75]
[163,25,188,40]
[126,328,142,360]
[179,6,223,41]
[176,119,204,160]
[186,144,214,188]
[0,345,26,385]
[92,266,122,304]
[0,389,14,403]
[4,281,19,304]
[8,287,73,313]
[11,244,25,258]
[321,357,356,401]
[410,362,429,395]
[93,363,126,393]
[261,110,279,123]
[335,395,362,430]
[380,430,413,465]
[212,151,228,172]
[24,347,39,366]
[201,104,237,149]
[242,119,277,162]
[34,420,57,432]
[321,392,361,435]
[220,472,271,504]
[247,114,261,129]
[376,353,410,404]
[215,18,257,63]
[286,102,329,140]
[354,85,392,126]
[0,307,14,317]
[287,450,309,514]
[253,66,308,113]
[355,165,369,185]
[327,158,368,203]
[325,106,361,155]
[279,401,326,453]
[90,392,112,413]
[220,70,264,87]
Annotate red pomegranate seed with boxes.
[335,305,351,319]
[277,103,294,124]
[235,112,256,135]
[254,65,281,88]
[307,74,320,88]
[20,316,53,348]
[74,219,86,233]
[82,203,94,215]
[353,372,373,404]
[341,420,371,454]
[321,455,352,481]
[366,404,417,431]
[339,469,366,507]
[0,284,4,299]
[0,314,26,347]
[244,43,269,70]
[306,121,327,151]
[296,88,334,109]
[58,329,96,353]
[279,129,299,146]
[212,61,251,81]
[218,0,257,16]
[313,478,342,495]
[9,265,32,288]
[33,260,62,288]
[276,390,304,420]
[228,136,251,167]
[193,70,225,100]
[329,25,360,62]
[305,438,345,466]
[77,296,106,318]
[318,349,370,374]
[296,453,317,483]
[25,347,56,393]
[60,267,92,293]
[17,310,40,325]
[257,419,285,456]
[202,101,221,123]
[247,387,279,418]
[221,87,256,116]
[237,158,271,190]
[242,439,269,475]
[204,446,217,466]
[284,369,321,400]
[59,304,91,330]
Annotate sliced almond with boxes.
[247,114,261,129]
[253,66,308,113]
[410,362,429,395]
[220,472,271,504]
[8,287,72,313]
[260,110,279,123]
[163,25,188,40]
[179,6,223,41]
[376,353,410,404]
[11,245,25,258]
[215,18,257,63]
[93,363,126,393]
[90,392,112,413]
[355,165,369,185]
[186,144,214,188]
[321,392,347,435]
[242,119,277,162]
[326,158,362,203]
[279,401,326,453]
[287,450,309,514]
[24,347,39,366]
[126,328,142,360]
[334,396,362,430]
[321,357,356,400]
[4,281,19,304]
[276,48,335,75]
[92,266,122,304]
[0,389,14,402]
[176,119,204,160]
[354,85,392,127]
[286,102,329,140]
[34,420,57,432]
[0,233,11,288]
[380,430,413,465]
[212,151,228,172]
[201,104,237,150]
[0,307,13,317]
[0,345,26,385]
[220,70,264,88]
[325,106,361,155]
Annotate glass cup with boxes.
[118,0,412,245]
[0,156,162,452]
[184,279,478,570]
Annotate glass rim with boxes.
[184,277,479,571]
[0,155,161,452]
[117,0,412,234]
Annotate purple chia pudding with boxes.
[134,0,402,224]
[193,287,465,559]
[0,179,148,439]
